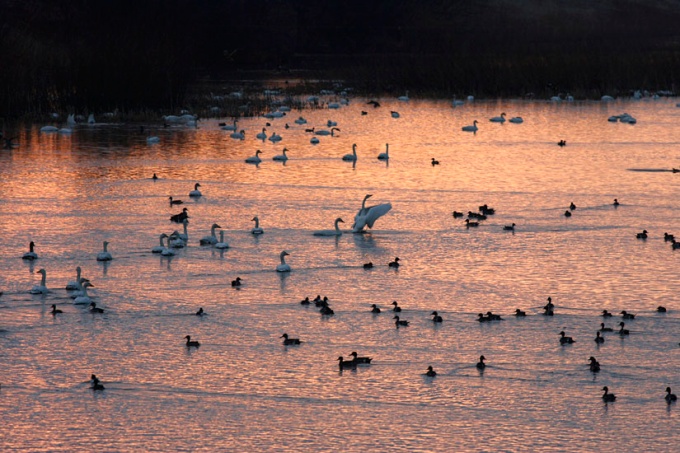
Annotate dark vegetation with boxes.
[2,0,680,119]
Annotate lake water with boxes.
[1,96,679,452]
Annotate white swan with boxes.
[70,277,91,298]
[462,120,478,132]
[251,216,264,234]
[189,183,202,197]
[65,266,83,290]
[490,112,506,123]
[230,129,245,140]
[30,268,48,294]
[22,241,38,260]
[276,251,291,272]
[398,90,410,101]
[214,230,230,249]
[199,223,221,245]
[96,241,113,261]
[152,233,169,253]
[272,148,288,162]
[327,120,338,127]
[269,132,282,142]
[342,144,358,161]
[221,120,238,131]
[146,136,160,144]
[315,127,340,136]
[294,116,307,125]
[509,117,523,124]
[59,127,72,134]
[168,231,185,248]
[352,194,392,233]
[391,111,400,118]
[73,281,94,305]
[256,128,267,140]
[314,217,344,236]
[377,144,389,160]
[161,243,176,256]
[245,150,263,164]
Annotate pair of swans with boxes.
[151,233,176,256]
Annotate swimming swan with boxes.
[276,251,291,272]
[251,216,264,234]
[352,194,392,233]
[22,241,39,260]
[490,113,506,123]
[199,223,221,245]
[65,266,84,290]
[342,144,358,161]
[377,144,389,160]
[272,148,289,161]
[256,128,267,140]
[73,281,94,305]
[245,150,263,164]
[462,120,478,132]
[214,230,230,249]
[30,268,48,294]
[189,183,202,197]
[152,233,169,253]
[314,217,344,236]
[96,241,112,261]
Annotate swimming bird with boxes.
[431,311,443,322]
[50,304,63,315]
[352,194,392,233]
[564,210,572,217]
[490,112,506,123]
[315,127,340,136]
[310,137,320,144]
[476,355,486,370]
[394,316,409,327]
[91,374,105,391]
[214,230,230,249]
[515,309,526,317]
[170,208,189,223]
[73,281,94,305]
[152,233,169,253]
[231,277,242,287]
[618,322,630,335]
[172,219,189,245]
[269,132,282,143]
[570,202,576,210]
[281,333,301,345]
[664,232,675,242]
[199,223,221,245]
[665,387,678,403]
[220,120,238,131]
[391,111,400,118]
[602,310,613,317]
[594,331,605,344]
[96,241,112,261]
[503,223,516,231]
[152,173,158,180]
[602,386,616,402]
[272,148,288,162]
[349,351,372,364]
[558,140,566,147]
[478,313,491,322]
[196,307,205,316]
[431,158,439,166]
[509,117,523,123]
[245,150,263,164]
[621,311,636,319]
[465,219,479,227]
[452,211,464,218]
[371,304,381,313]
[367,100,380,108]
[185,335,200,348]
[230,129,245,140]
[256,127,267,141]
[486,311,503,321]
[599,323,614,332]
[300,297,311,305]
[462,120,478,132]
[313,217,344,236]
[320,304,334,316]
[613,198,620,206]
[672,239,680,250]
[388,257,400,268]
[657,306,667,313]
[342,144,358,161]
[377,143,390,160]
[276,251,291,272]
[425,366,437,377]
[189,183,202,197]
[397,91,409,102]
[169,196,183,205]
[89,302,104,313]
[636,230,648,239]
[391,301,402,312]
[338,356,357,369]
[363,262,374,269]
[589,357,601,372]
[251,216,264,234]
[559,331,575,344]
[22,241,38,260]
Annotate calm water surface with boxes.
[1,97,679,452]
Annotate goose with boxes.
[391,301,402,312]
[618,322,630,335]
[594,331,605,344]
[96,241,112,261]
[503,223,516,231]
[377,143,389,160]
[276,251,291,272]
[214,230,230,249]
[462,120,478,132]
[152,233,169,253]
[230,129,245,140]
[251,216,264,234]
[90,374,105,391]
[589,357,601,372]
[50,304,63,315]
[398,91,409,101]
[199,223,221,245]
[245,150,263,164]
[490,112,506,123]
[431,158,439,165]
[170,208,189,223]
[431,311,443,322]
[665,387,678,403]
[602,386,616,402]
[508,116,523,123]
[189,183,202,197]
[349,351,372,364]
[338,356,357,369]
[272,148,288,162]
[22,241,38,260]
[363,262,374,269]
[256,127,267,140]
[388,257,400,268]
[73,281,94,305]
[169,196,183,205]
[196,307,205,316]
[313,217,344,236]
[231,277,242,287]
[394,316,409,327]
[621,311,636,319]
[599,323,614,332]
[352,194,392,233]
[465,219,479,227]
[269,132,282,143]
[476,355,486,370]
[342,144,358,161]
[514,309,526,317]
[391,111,400,118]
[559,331,575,344]
[184,335,200,348]
[89,302,104,313]
[281,333,301,345]
[425,366,437,377]
[636,230,648,239]
[371,304,381,313]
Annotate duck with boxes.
[559,331,575,344]
[431,311,443,322]
[90,374,105,391]
[621,311,636,319]
[602,309,613,317]
[613,198,620,206]
[189,183,202,197]
[89,302,104,313]
[342,144,358,161]
[281,333,301,345]
[73,281,94,305]
[476,355,486,370]
[503,223,516,231]
[391,301,402,313]
[569,202,576,210]
[22,241,38,260]
[490,112,506,123]
[594,331,605,344]
[515,309,526,317]
[452,211,464,218]
[199,223,221,245]
[602,386,616,402]
[152,233,169,253]
[425,366,437,377]
[657,306,667,313]
[96,241,112,261]
[214,230,230,249]
[664,232,675,242]
[388,257,400,268]
[486,311,503,321]
[245,150,263,164]
[465,219,479,227]
[636,230,648,239]
[371,304,381,313]
[544,298,555,310]
[276,251,291,272]
[618,322,630,335]
[196,307,205,316]
[599,323,614,332]
[349,351,372,364]
[152,173,159,180]
[377,143,390,160]
[184,335,200,348]
[320,304,335,316]
[672,240,680,250]
[338,356,357,369]
[589,357,601,372]
[558,140,566,147]
[300,297,311,305]
[478,313,491,322]
[431,158,440,166]
[665,387,678,403]
[394,316,409,327]
[170,207,189,223]
[50,304,63,315]
[169,196,183,205]
[231,277,242,287]
[462,120,478,132]
[272,148,288,162]
[564,210,572,217]
[363,262,374,269]
[313,217,344,236]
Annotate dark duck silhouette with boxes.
[431,311,443,322]
[170,207,189,223]
[621,311,636,319]
[338,356,357,369]
[425,366,437,377]
[89,302,104,313]
[589,357,601,372]
[280,333,301,345]
[599,323,613,332]
[185,335,200,347]
[514,309,526,317]
[665,387,678,403]
[476,355,486,370]
[51,304,63,315]
[602,386,616,402]
[231,277,242,287]
[349,351,372,364]
[371,304,381,313]
[388,257,400,268]
[391,301,402,312]
[636,230,648,239]
[393,316,409,327]
[90,374,105,391]
[594,331,605,344]
[559,331,575,344]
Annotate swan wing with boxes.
[364,203,392,228]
